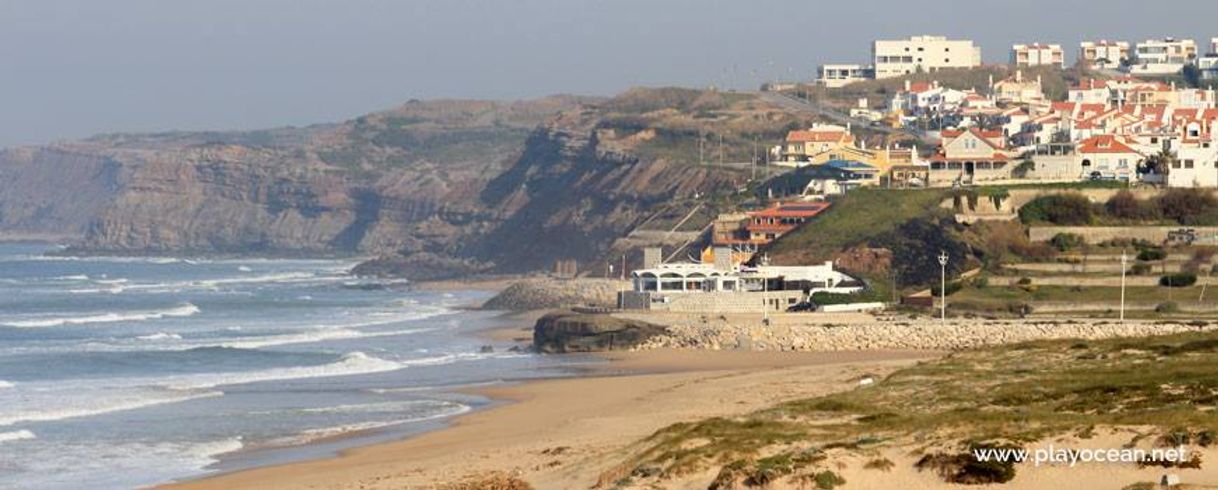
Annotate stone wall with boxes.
[635,317,1218,352]
[1029,226,1218,244]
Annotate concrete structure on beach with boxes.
[621,247,862,313]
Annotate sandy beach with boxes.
[164,348,937,489]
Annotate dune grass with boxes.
[609,331,1218,486]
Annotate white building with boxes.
[817,64,873,88]
[1011,43,1064,68]
[622,249,865,313]
[872,35,982,79]
[1200,38,1218,80]
[629,260,859,295]
[1130,38,1197,75]
[1080,40,1130,69]
[1167,145,1218,188]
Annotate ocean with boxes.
[0,242,587,489]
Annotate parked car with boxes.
[786,301,818,313]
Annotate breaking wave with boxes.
[0,304,200,328]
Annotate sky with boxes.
[1,0,1216,147]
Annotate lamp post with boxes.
[938,251,949,323]
[1120,251,1127,322]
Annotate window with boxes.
[1185,159,1195,169]
[918,47,925,52]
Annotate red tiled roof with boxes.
[786,129,850,143]
[747,202,830,219]
[1077,135,1141,154]
[930,152,1010,162]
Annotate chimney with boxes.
[642,247,662,269]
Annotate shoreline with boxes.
[164,340,940,489]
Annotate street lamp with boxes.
[938,251,949,323]
[1120,251,1127,322]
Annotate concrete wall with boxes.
[1029,226,1218,244]
[619,290,806,313]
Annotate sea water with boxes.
[0,243,586,489]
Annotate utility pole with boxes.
[1120,251,1127,322]
[938,251,949,323]
[718,132,724,166]
[701,127,711,166]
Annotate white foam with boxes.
[66,286,125,294]
[0,389,222,426]
[0,429,36,443]
[53,275,90,281]
[214,326,435,350]
[137,332,183,341]
[161,351,404,391]
[0,303,200,328]
[237,265,252,272]
[93,278,128,285]
[0,380,12,389]
[262,403,471,447]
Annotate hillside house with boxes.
[743,202,830,244]
[1076,135,1143,181]
[928,128,1015,186]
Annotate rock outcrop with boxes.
[481,278,627,311]
[532,311,668,353]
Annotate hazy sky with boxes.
[2,0,1216,147]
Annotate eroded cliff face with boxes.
[0,147,121,239]
[0,89,817,278]
[466,120,740,273]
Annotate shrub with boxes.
[1155,188,1218,225]
[1018,194,1094,225]
[863,458,895,471]
[1016,277,1033,286]
[1049,233,1085,251]
[1156,302,1181,314]
[1137,248,1166,261]
[1160,273,1197,288]
[1105,190,1161,221]
[812,470,846,489]
[935,281,964,297]
[1129,263,1152,275]
[915,444,1018,484]
[972,277,989,289]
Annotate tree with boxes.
[1140,149,1176,176]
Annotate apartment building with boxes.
[1201,38,1218,80]
[1079,40,1130,69]
[1130,38,1197,75]
[872,35,981,79]
[1011,43,1064,68]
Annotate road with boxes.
[756,91,939,147]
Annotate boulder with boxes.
[532,312,668,353]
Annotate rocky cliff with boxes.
[0,88,823,277]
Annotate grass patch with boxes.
[768,188,950,264]
[611,331,1218,485]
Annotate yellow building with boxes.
[778,124,916,172]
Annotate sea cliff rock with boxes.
[532,311,668,353]
[0,89,816,279]
[481,278,627,311]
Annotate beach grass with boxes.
[610,331,1218,486]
